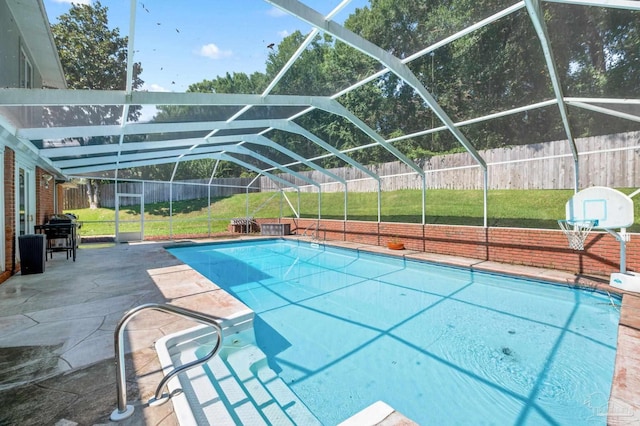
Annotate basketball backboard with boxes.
[565,186,634,229]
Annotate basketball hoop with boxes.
[558,219,597,251]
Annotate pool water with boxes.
[167,239,620,425]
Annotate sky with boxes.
[43,0,369,95]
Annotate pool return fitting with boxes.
[109,303,223,422]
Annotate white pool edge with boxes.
[337,401,396,426]
[155,325,201,426]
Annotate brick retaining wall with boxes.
[258,218,638,277]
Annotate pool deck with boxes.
[0,236,638,425]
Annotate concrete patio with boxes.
[0,237,638,425]
[0,239,254,426]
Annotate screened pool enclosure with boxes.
[1,0,639,239]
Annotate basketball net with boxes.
[558,220,595,251]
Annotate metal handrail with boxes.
[317,226,326,241]
[301,222,326,241]
[110,303,224,421]
[301,223,315,237]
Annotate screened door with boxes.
[115,193,143,242]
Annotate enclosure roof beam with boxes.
[263,1,525,150]
[62,162,119,175]
[238,135,346,184]
[10,87,387,182]
[0,88,333,107]
[39,127,361,184]
[269,121,381,181]
[525,0,579,171]
[565,101,640,123]
[197,133,346,184]
[206,137,330,174]
[61,155,189,174]
[61,152,301,190]
[386,99,559,143]
[55,142,274,169]
[543,0,640,10]
[54,143,223,168]
[198,2,352,143]
[112,0,138,182]
[266,0,487,170]
[40,136,245,158]
[39,121,379,183]
[203,120,380,181]
[54,142,319,188]
[213,153,300,189]
[57,152,176,168]
[20,118,287,140]
[261,1,350,96]
[565,98,640,104]
[331,2,526,99]
[217,144,321,188]
[322,100,424,176]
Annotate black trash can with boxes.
[18,234,46,275]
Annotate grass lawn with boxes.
[66,188,640,237]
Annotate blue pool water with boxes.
[167,239,620,425]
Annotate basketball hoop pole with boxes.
[604,228,628,273]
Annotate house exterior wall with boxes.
[0,154,57,283]
[0,1,61,284]
[2,148,15,281]
[36,167,56,224]
[0,1,20,88]
[268,218,637,277]
[0,1,44,89]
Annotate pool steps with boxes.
[157,324,414,425]
[156,325,322,425]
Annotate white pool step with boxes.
[157,327,321,426]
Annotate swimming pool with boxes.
[167,239,620,425]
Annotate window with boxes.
[20,49,33,89]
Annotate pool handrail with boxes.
[109,303,224,422]
[301,222,326,241]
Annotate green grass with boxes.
[66,188,640,237]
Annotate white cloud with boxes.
[278,30,290,38]
[144,83,169,92]
[138,106,158,123]
[199,43,232,60]
[53,0,91,5]
[267,7,287,17]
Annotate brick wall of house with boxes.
[271,218,635,277]
[0,162,56,284]
[36,168,55,225]
[2,149,15,281]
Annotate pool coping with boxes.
[163,235,640,424]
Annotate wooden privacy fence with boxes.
[259,131,640,192]
[61,131,640,209]
[62,188,88,210]
[62,178,257,209]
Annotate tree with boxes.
[50,1,144,208]
[152,0,640,178]
[341,0,640,157]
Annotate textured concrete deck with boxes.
[0,240,252,426]
[0,237,638,425]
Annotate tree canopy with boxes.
[51,1,143,119]
[153,0,639,177]
[51,1,142,90]
[51,1,144,206]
